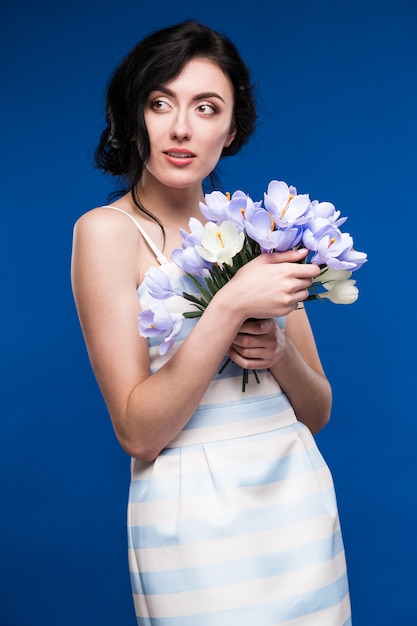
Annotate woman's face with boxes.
[143,57,236,190]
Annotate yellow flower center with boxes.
[216,232,225,248]
[328,237,336,248]
[226,191,231,201]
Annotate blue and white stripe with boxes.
[128,262,351,625]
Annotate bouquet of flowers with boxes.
[138,180,367,390]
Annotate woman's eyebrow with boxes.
[193,91,225,103]
[151,86,225,103]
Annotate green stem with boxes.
[182,292,209,309]
[218,357,231,375]
[183,310,204,318]
[242,368,249,392]
[185,274,213,303]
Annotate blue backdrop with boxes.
[1,0,416,624]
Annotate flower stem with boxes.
[242,368,249,392]
[218,359,260,392]
[218,357,231,375]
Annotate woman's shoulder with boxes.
[72,205,145,275]
[73,202,139,238]
[71,204,144,289]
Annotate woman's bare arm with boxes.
[72,210,323,460]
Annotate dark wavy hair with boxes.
[94,20,257,196]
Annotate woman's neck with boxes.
[136,172,205,226]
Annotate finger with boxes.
[294,263,320,279]
[238,318,275,335]
[232,330,280,354]
[261,248,309,264]
[229,347,268,368]
[257,252,320,278]
[294,287,311,303]
[231,334,258,350]
[299,275,315,288]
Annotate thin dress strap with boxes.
[101,205,169,265]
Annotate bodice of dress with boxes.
[102,205,294,447]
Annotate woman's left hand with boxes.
[228,318,283,370]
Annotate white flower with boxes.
[315,268,352,286]
[320,279,359,304]
[195,221,245,265]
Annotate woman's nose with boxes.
[170,111,190,140]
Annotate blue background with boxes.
[1,0,416,624]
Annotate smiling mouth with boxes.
[165,151,194,158]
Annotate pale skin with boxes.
[71,58,332,462]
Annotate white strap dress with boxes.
[103,205,352,626]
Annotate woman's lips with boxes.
[163,149,196,165]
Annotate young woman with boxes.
[71,20,351,625]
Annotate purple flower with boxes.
[179,217,205,247]
[310,230,367,271]
[332,246,368,271]
[173,217,213,276]
[226,190,261,232]
[144,266,182,300]
[172,246,211,276]
[138,301,184,355]
[159,316,184,355]
[245,208,301,252]
[138,301,173,337]
[199,191,230,222]
[264,180,313,228]
[310,200,347,228]
[302,217,340,252]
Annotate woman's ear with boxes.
[224,126,237,148]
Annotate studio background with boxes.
[1,0,416,624]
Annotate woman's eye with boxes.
[197,103,217,115]
[151,99,169,111]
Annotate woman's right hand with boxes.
[224,248,320,320]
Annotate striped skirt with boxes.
[127,387,351,625]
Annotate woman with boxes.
[71,20,351,625]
